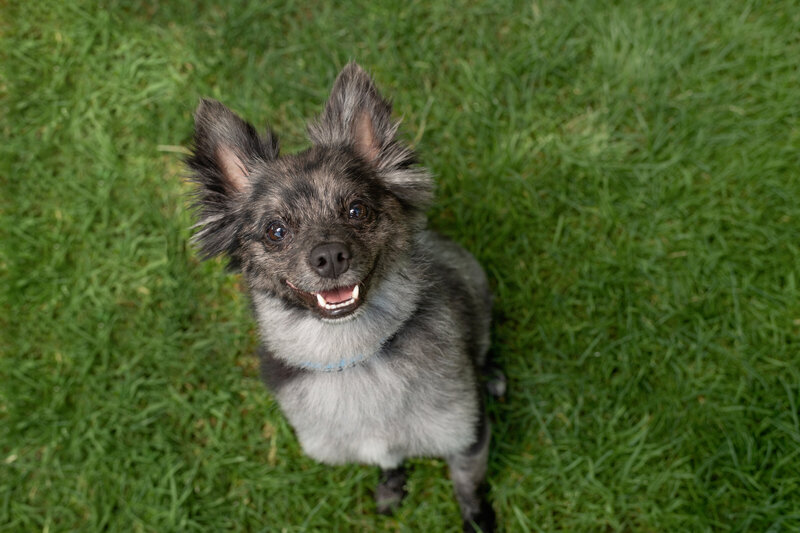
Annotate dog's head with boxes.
[187,63,433,320]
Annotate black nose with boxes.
[309,242,351,278]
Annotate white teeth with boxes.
[314,285,361,311]
[324,301,350,310]
[315,286,361,311]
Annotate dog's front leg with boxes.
[448,415,495,533]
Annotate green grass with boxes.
[2,1,799,531]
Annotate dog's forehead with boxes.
[250,148,376,216]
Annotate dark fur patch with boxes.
[258,344,306,392]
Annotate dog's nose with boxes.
[309,242,351,278]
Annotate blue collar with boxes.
[297,335,394,372]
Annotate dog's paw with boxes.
[375,466,407,515]
[462,499,496,533]
[485,369,506,398]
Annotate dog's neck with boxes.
[294,332,398,372]
[251,260,423,370]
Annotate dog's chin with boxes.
[285,279,368,320]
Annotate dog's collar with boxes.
[296,334,395,372]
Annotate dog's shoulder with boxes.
[416,230,491,308]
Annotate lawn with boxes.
[2,1,799,531]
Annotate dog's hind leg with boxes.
[375,465,407,515]
[448,413,496,533]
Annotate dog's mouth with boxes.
[286,280,365,319]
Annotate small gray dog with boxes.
[187,62,498,532]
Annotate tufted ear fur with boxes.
[308,62,434,210]
[186,98,279,262]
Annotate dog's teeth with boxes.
[315,285,361,313]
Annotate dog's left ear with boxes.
[309,62,433,209]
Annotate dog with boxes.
[186,62,499,532]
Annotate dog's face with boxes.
[225,146,410,320]
[187,63,433,320]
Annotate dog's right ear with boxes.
[186,99,279,261]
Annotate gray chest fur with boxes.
[275,350,479,468]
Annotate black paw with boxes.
[485,368,506,398]
[375,466,407,515]
[462,499,496,533]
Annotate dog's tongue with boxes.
[318,285,356,304]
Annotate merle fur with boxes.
[186,62,497,532]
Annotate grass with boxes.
[2,0,799,531]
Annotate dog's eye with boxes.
[266,221,288,242]
[348,201,369,221]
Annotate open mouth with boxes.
[286,280,364,319]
